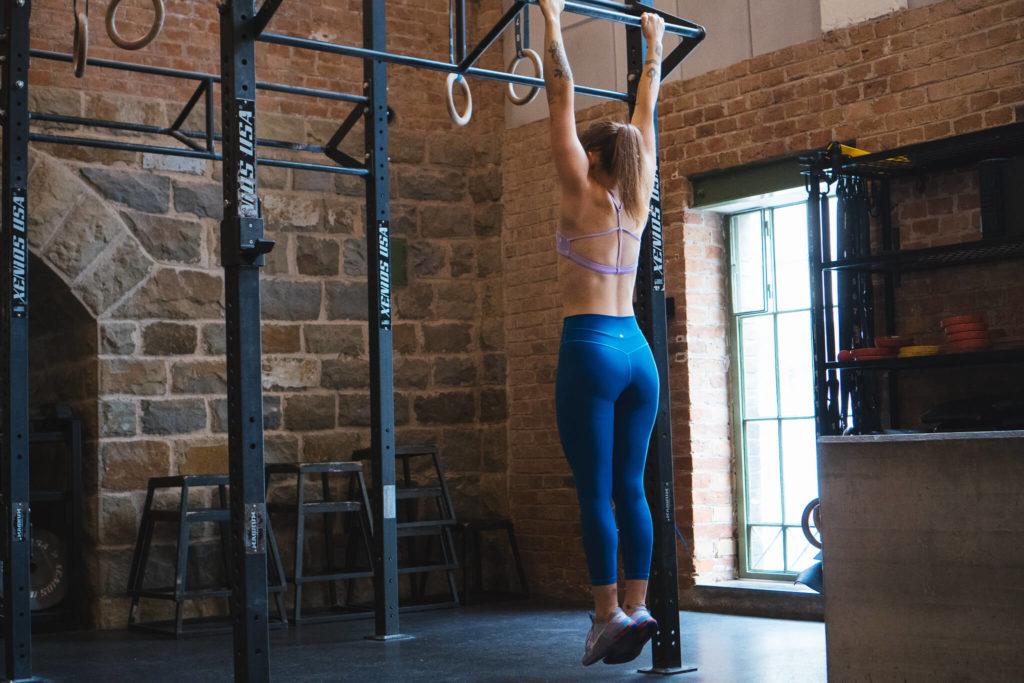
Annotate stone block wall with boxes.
[22,0,510,627]
[502,0,1024,602]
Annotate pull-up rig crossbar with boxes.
[21,49,369,175]
[1,1,705,681]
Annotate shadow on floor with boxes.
[10,602,825,682]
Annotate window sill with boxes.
[697,578,818,594]
[682,578,823,621]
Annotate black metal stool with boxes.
[126,474,288,637]
[265,462,375,624]
[458,519,529,605]
[351,444,460,609]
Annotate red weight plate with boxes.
[940,314,985,328]
[943,322,988,335]
[945,331,991,343]
[875,336,909,349]
[837,350,854,362]
[851,347,897,360]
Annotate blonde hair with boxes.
[579,120,653,223]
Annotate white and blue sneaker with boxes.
[604,604,658,665]
[581,609,634,666]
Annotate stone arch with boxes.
[27,151,157,319]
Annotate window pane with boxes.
[731,211,766,314]
[777,311,813,417]
[740,316,777,419]
[744,421,781,524]
[772,203,810,311]
[781,418,818,525]
[786,527,818,573]
[749,526,784,572]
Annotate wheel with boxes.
[800,497,822,549]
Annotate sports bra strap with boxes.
[555,190,641,275]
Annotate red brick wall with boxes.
[678,211,734,580]
[503,0,1024,600]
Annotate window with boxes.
[730,201,824,578]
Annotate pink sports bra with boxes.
[555,191,642,275]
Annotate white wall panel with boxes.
[820,0,907,31]
[751,0,820,55]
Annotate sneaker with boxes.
[581,609,633,666]
[603,605,658,665]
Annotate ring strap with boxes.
[72,1,89,79]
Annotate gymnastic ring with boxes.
[506,48,543,106]
[801,497,822,550]
[73,10,89,79]
[106,0,165,51]
[445,73,473,127]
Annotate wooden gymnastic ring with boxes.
[801,497,822,550]
[445,73,473,127]
[106,0,165,51]
[73,10,89,79]
[506,48,543,106]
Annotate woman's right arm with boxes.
[540,0,588,194]
[630,13,665,157]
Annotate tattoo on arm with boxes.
[548,40,573,83]
[644,58,660,84]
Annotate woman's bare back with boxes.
[558,179,649,317]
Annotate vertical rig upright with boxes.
[1,0,34,680]
[363,0,401,639]
[627,1,692,676]
[803,162,830,436]
[220,1,274,679]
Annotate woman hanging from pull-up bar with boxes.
[539,0,666,668]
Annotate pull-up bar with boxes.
[532,0,704,38]
[258,30,631,102]
[255,0,705,104]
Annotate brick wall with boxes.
[502,0,1024,601]
[23,0,509,627]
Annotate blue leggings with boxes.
[555,314,658,586]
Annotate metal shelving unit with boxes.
[802,122,1024,436]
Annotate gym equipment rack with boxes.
[1,1,705,680]
[801,122,1024,436]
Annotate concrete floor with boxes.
[12,603,825,682]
